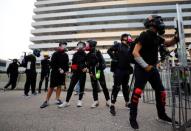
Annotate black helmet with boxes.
[33,49,41,57]
[144,15,165,35]
[86,40,97,48]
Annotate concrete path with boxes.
[0,90,189,131]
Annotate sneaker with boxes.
[40,101,49,109]
[32,92,37,96]
[106,100,111,107]
[74,92,78,95]
[91,101,99,108]
[58,101,70,108]
[110,105,116,116]
[55,99,63,105]
[158,114,178,125]
[77,100,82,107]
[24,94,30,98]
[126,103,131,110]
[129,119,139,130]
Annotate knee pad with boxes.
[132,88,142,105]
[160,91,166,106]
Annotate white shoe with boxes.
[91,101,99,108]
[106,100,111,107]
[77,100,82,107]
[58,101,70,108]
[74,92,78,95]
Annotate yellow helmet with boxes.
[43,52,49,57]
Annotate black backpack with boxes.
[127,38,138,64]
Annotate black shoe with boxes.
[130,119,139,129]
[40,101,49,108]
[126,103,131,110]
[56,99,63,105]
[32,92,37,96]
[110,105,116,116]
[158,114,178,125]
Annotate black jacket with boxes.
[23,54,36,72]
[108,43,132,71]
[41,59,50,75]
[71,50,87,73]
[7,62,19,75]
[86,49,106,72]
[51,51,69,73]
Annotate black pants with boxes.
[130,65,166,120]
[38,73,49,92]
[90,70,110,101]
[4,74,18,90]
[66,72,86,102]
[111,68,130,104]
[24,71,37,95]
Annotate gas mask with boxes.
[144,15,166,35]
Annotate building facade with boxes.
[30,0,191,60]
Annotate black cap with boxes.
[121,33,130,41]
[77,41,86,47]
[59,41,67,46]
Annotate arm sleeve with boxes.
[7,64,11,74]
[65,54,69,72]
[97,50,106,70]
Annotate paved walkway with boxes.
[0,90,189,131]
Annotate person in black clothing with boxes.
[38,53,50,93]
[86,40,110,108]
[129,15,179,129]
[4,59,20,90]
[107,34,133,116]
[40,42,69,108]
[58,41,88,108]
[21,50,40,96]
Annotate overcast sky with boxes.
[0,0,35,60]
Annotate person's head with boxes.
[33,49,41,57]
[86,40,97,51]
[43,52,50,59]
[13,59,18,63]
[58,41,67,52]
[120,33,133,45]
[77,41,86,51]
[144,15,165,35]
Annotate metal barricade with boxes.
[142,66,191,131]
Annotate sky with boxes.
[0,0,35,60]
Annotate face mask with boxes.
[58,44,66,52]
[84,44,91,51]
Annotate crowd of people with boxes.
[2,15,179,129]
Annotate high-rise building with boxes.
[30,0,191,59]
